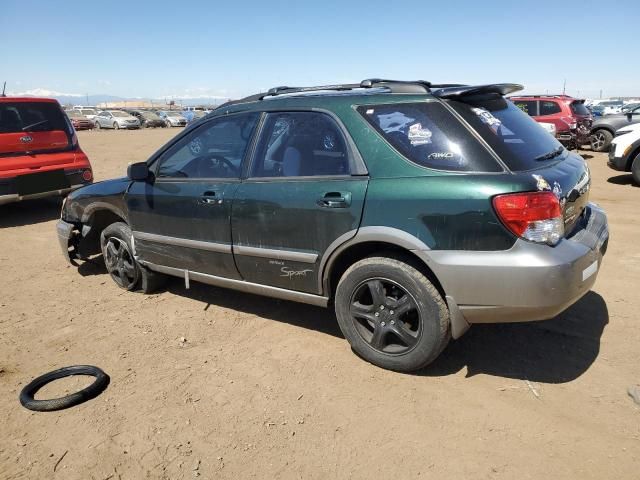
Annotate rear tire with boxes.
[100,222,165,293]
[334,256,450,372]
[631,154,640,186]
[590,129,613,152]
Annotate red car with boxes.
[66,110,95,130]
[0,97,93,206]
[510,94,592,149]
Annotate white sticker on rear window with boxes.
[408,123,432,146]
[471,107,502,128]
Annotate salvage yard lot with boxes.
[1,129,639,479]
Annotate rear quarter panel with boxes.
[361,175,526,251]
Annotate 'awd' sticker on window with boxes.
[408,123,432,146]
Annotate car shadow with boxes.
[166,279,344,339]
[0,197,62,228]
[75,259,608,380]
[607,174,638,186]
[420,291,608,383]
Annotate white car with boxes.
[608,123,640,184]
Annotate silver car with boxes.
[94,110,140,130]
[158,110,187,127]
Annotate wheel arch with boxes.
[321,227,445,300]
[625,140,640,171]
[590,125,615,135]
[76,204,128,257]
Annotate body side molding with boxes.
[133,231,232,253]
[141,261,329,307]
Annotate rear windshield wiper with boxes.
[534,146,565,162]
[22,119,50,131]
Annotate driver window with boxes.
[156,112,259,179]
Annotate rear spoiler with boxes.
[432,83,524,99]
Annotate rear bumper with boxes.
[0,169,91,206]
[415,203,609,326]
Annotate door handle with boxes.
[200,191,221,205]
[317,192,351,208]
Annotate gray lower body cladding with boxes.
[414,203,608,324]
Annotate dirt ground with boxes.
[1,128,639,480]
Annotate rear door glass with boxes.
[357,102,502,172]
[448,96,567,172]
[513,100,538,116]
[539,101,562,116]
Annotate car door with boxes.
[232,111,368,294]
[126,112,260,278]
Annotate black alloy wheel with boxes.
[349,278,421,354]
[103,236,139,289]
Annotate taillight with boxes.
[560,116,577,130]
[493,191,564,245]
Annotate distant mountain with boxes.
[8,88,231,107]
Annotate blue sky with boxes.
[1,0,638,100]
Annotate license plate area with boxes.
[16,169,69,196]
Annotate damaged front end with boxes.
[56,219,81,264]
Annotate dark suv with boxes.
[510,95,592,149]
[57,79,608,372]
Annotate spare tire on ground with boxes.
[19,365,110,412]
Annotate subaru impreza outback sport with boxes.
[57,79,609,372]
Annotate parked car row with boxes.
[62,107,209,131]
[510,94,640,153]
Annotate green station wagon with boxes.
[57,79,609,372]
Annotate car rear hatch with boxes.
[437,86,591,236]
[0,100,75,168]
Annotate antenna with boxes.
[1,81,6,97]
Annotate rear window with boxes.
[448,96,567,172]
[570,102,590,115]
[357,102,501,172]
[0,102,69,134]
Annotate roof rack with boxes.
[217,79,436,109]
[214,80,521,111]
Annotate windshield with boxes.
[67,111,84,118]
[81,109,95,115]
[111,111,130,117]
[168,112,185,117]
[142,112,160,119]
[448,96,567,172]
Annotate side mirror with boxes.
[627,112,633,120]
[127,162,149,181]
